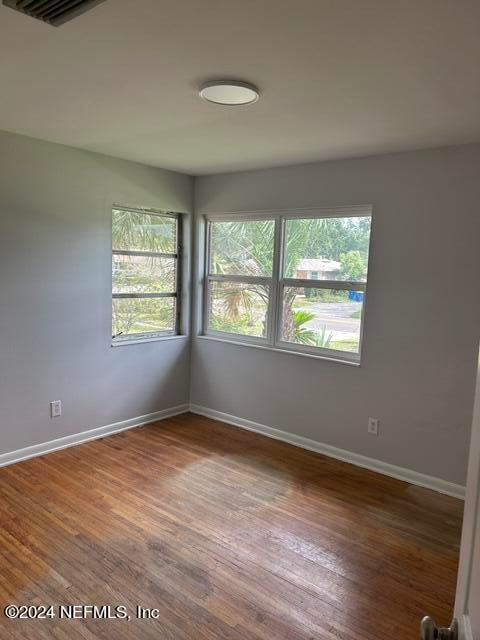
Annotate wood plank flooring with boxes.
[0,413,463,640]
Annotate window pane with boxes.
[208,281,269,338]
[282,287,363,353]
[112,255,175,294]
[209,219,275,277]
[112,209,177,253]
[284,216,371,281]
[112,297,175,336]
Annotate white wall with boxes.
[0,130,193,455]
[192,145,480,486]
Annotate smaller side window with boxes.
[112,206,181,342]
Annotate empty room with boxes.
[1,1,480,639]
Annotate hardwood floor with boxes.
[0,413,463,640]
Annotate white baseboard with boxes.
[190,404,465,500]
[2,403,466,500]
[0,404,190,469]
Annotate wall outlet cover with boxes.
[368,417,379,436]
[50,400,62,418]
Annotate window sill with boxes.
[111,334,189,348]
[196,334,361,367]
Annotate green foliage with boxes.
[111,209,178,337]
[318,216,371,261]
[283,218,326,278]
[292,310,317,344]
[285,216,371,269]
[314,326,334,349]
[340,250,366,281]
[210,282,268,337]
[112,298,173,336]
[211,216,370,284]
[209,216,370,343]
[113,256,174,294]
[295,290,348,305]
[210,216,371,278]
[221,285,253,320]
[329,339,358,353]
[112,209,176,254]
[210,316,252,335]
[210,219,275,277]
[291,311,334,348]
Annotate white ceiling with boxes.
[1,0,480,175]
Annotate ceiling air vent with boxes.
[2,0,107,26]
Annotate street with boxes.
[297,300,362,339]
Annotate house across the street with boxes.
[296,258,341,280]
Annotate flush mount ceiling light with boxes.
[199,81,259,106]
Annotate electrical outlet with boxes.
[367,417,379,436]
[50,400,62,418]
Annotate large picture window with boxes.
[203,207,372,362]
[112,206,181,342]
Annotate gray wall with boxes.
[192,145,480,486]
[0,130,193,454]
[2,131,479,487]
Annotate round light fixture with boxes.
[199,80,259,106]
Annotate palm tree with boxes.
[314,326,333,349]
[112,209,177,335]
[112,208,176,253]
[291,310,317,344]
[212,218,329,340]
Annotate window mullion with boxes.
[203,221,212,335]
[175,215,183,334]
[283,278,366,291]
[270,216,284,347]
[113,204,178,220]
[207,274,271,285]
[112,249,177,259]
[113,292,177,299]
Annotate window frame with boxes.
[112,205,183,344]
[202,206,372,364]
[203,213,277,346]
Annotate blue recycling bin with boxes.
[348,290,364,302]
